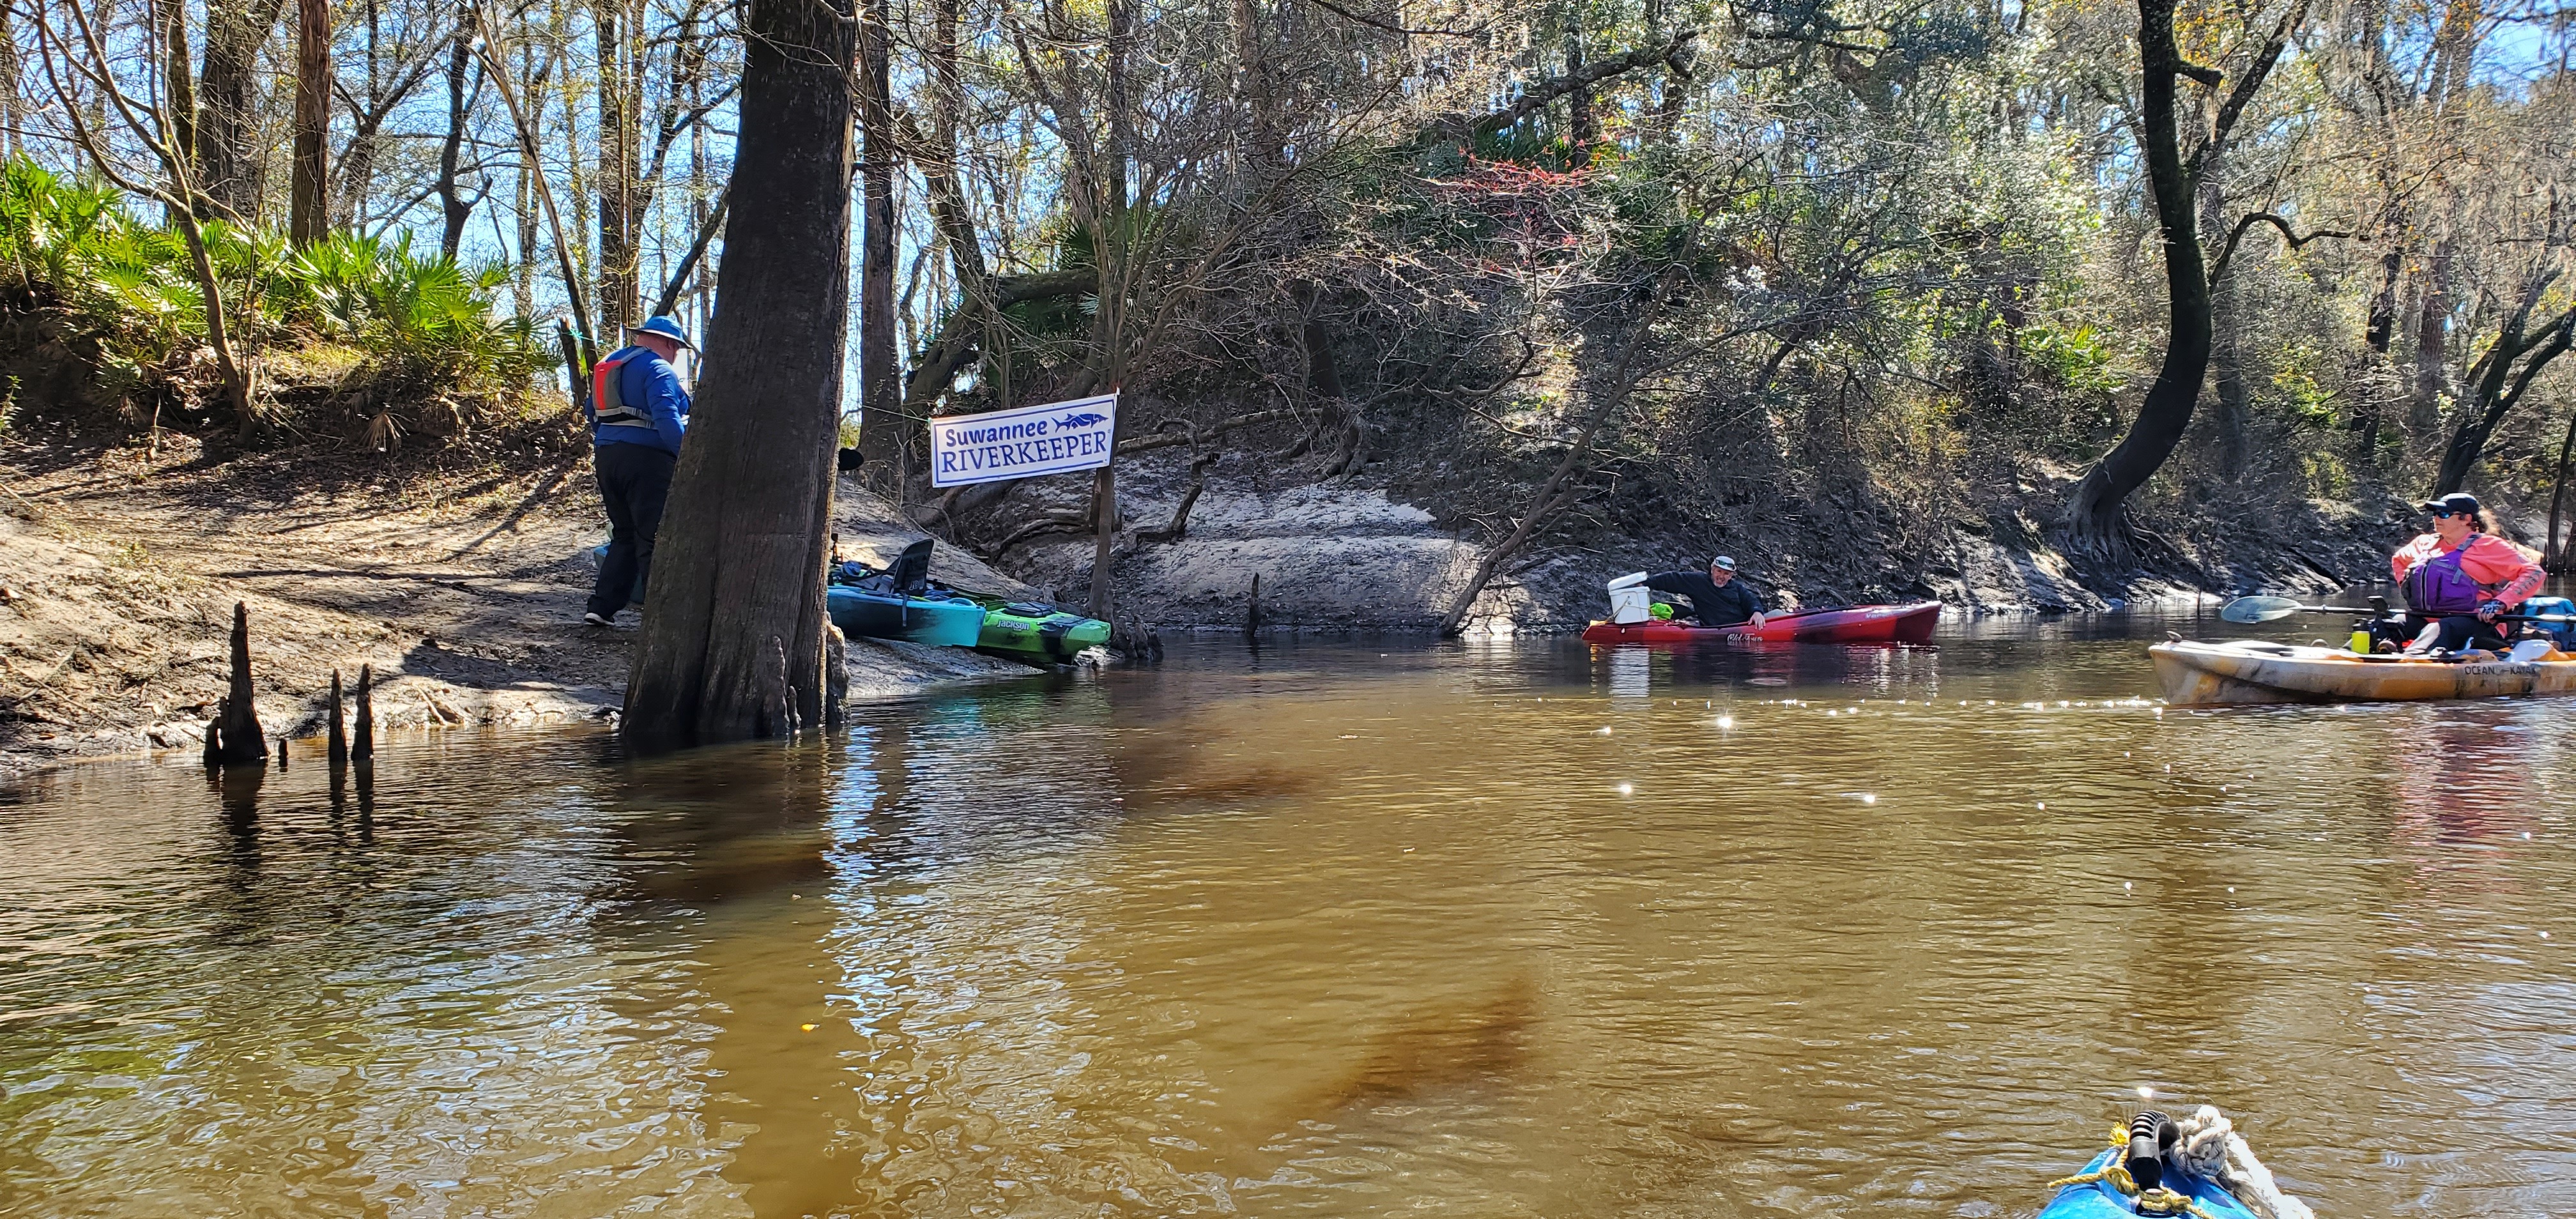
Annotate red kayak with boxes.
[1581,601,1942,645]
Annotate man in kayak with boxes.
[1645,556,1769,629]
[2382,493,2544,654]
[583,316,694,627]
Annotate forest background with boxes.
[3,0,2573,631]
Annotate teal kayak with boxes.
[825,537,986,647]
[2037,1146,2262,1219]
[825,584,985,647]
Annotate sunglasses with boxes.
[2432,509,2468,518]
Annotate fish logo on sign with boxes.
[929,392,1118,487]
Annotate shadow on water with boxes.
[1290,973,1540,1115]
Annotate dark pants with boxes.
[588,442,675,618]
[2373,613,2508,653]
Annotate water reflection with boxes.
[3,626,2573,1217]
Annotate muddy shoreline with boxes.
[0,444,1053,780]
[4,436,2420,780]
[983,447,2412,634]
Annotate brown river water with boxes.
[4,615,2572,1217]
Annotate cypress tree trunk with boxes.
[621,0,854,753]
[157,0,196,190]
[2198,157,2250,480]
[437,10,476,259]
[2432,295,2575,496]
[288,0,332,244]
[0,1,19,160]
[2410,244,2453,436]
[856,0,901,489]
[2060,0,2211,551]
[195,0,287,221]
[1564,11,1595,148]
[2543,407,2576,572]
[594,0,638,328]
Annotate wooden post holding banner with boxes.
[926,392,1117,488]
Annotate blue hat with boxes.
[627,315,694,350]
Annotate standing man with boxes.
[584,316,694,627]
[1645,555,1769,628]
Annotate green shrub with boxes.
[0,155,551,435]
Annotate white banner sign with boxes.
[927,392,1119,488]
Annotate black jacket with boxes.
[1644,571,1765,626]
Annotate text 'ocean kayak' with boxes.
[1581,601,1940,645]
[2151,638,2576,705]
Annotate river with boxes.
[4,615,2572,1217]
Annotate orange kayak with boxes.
[1581,601,1942,645]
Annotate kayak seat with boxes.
[885,537,935,594]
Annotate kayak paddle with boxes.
[2218,596,2375,624]
[2220,595,2576,625]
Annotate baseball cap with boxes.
[2421,493,2481,517]
[1710,556,1738,571]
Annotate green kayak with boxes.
[967,595,1110,661]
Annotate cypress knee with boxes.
[213,602,268,766]
[354,663,376,762]
[328,669,349,767]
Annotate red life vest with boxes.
[590,351,657,430]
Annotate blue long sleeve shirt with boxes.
[587,345,691,456]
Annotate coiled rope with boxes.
[2170,1107,2316,1219]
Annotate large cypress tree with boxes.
[620,0,855,751]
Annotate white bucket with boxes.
[1606,572,1653,624]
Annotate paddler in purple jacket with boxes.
[2383,493,2544,654]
